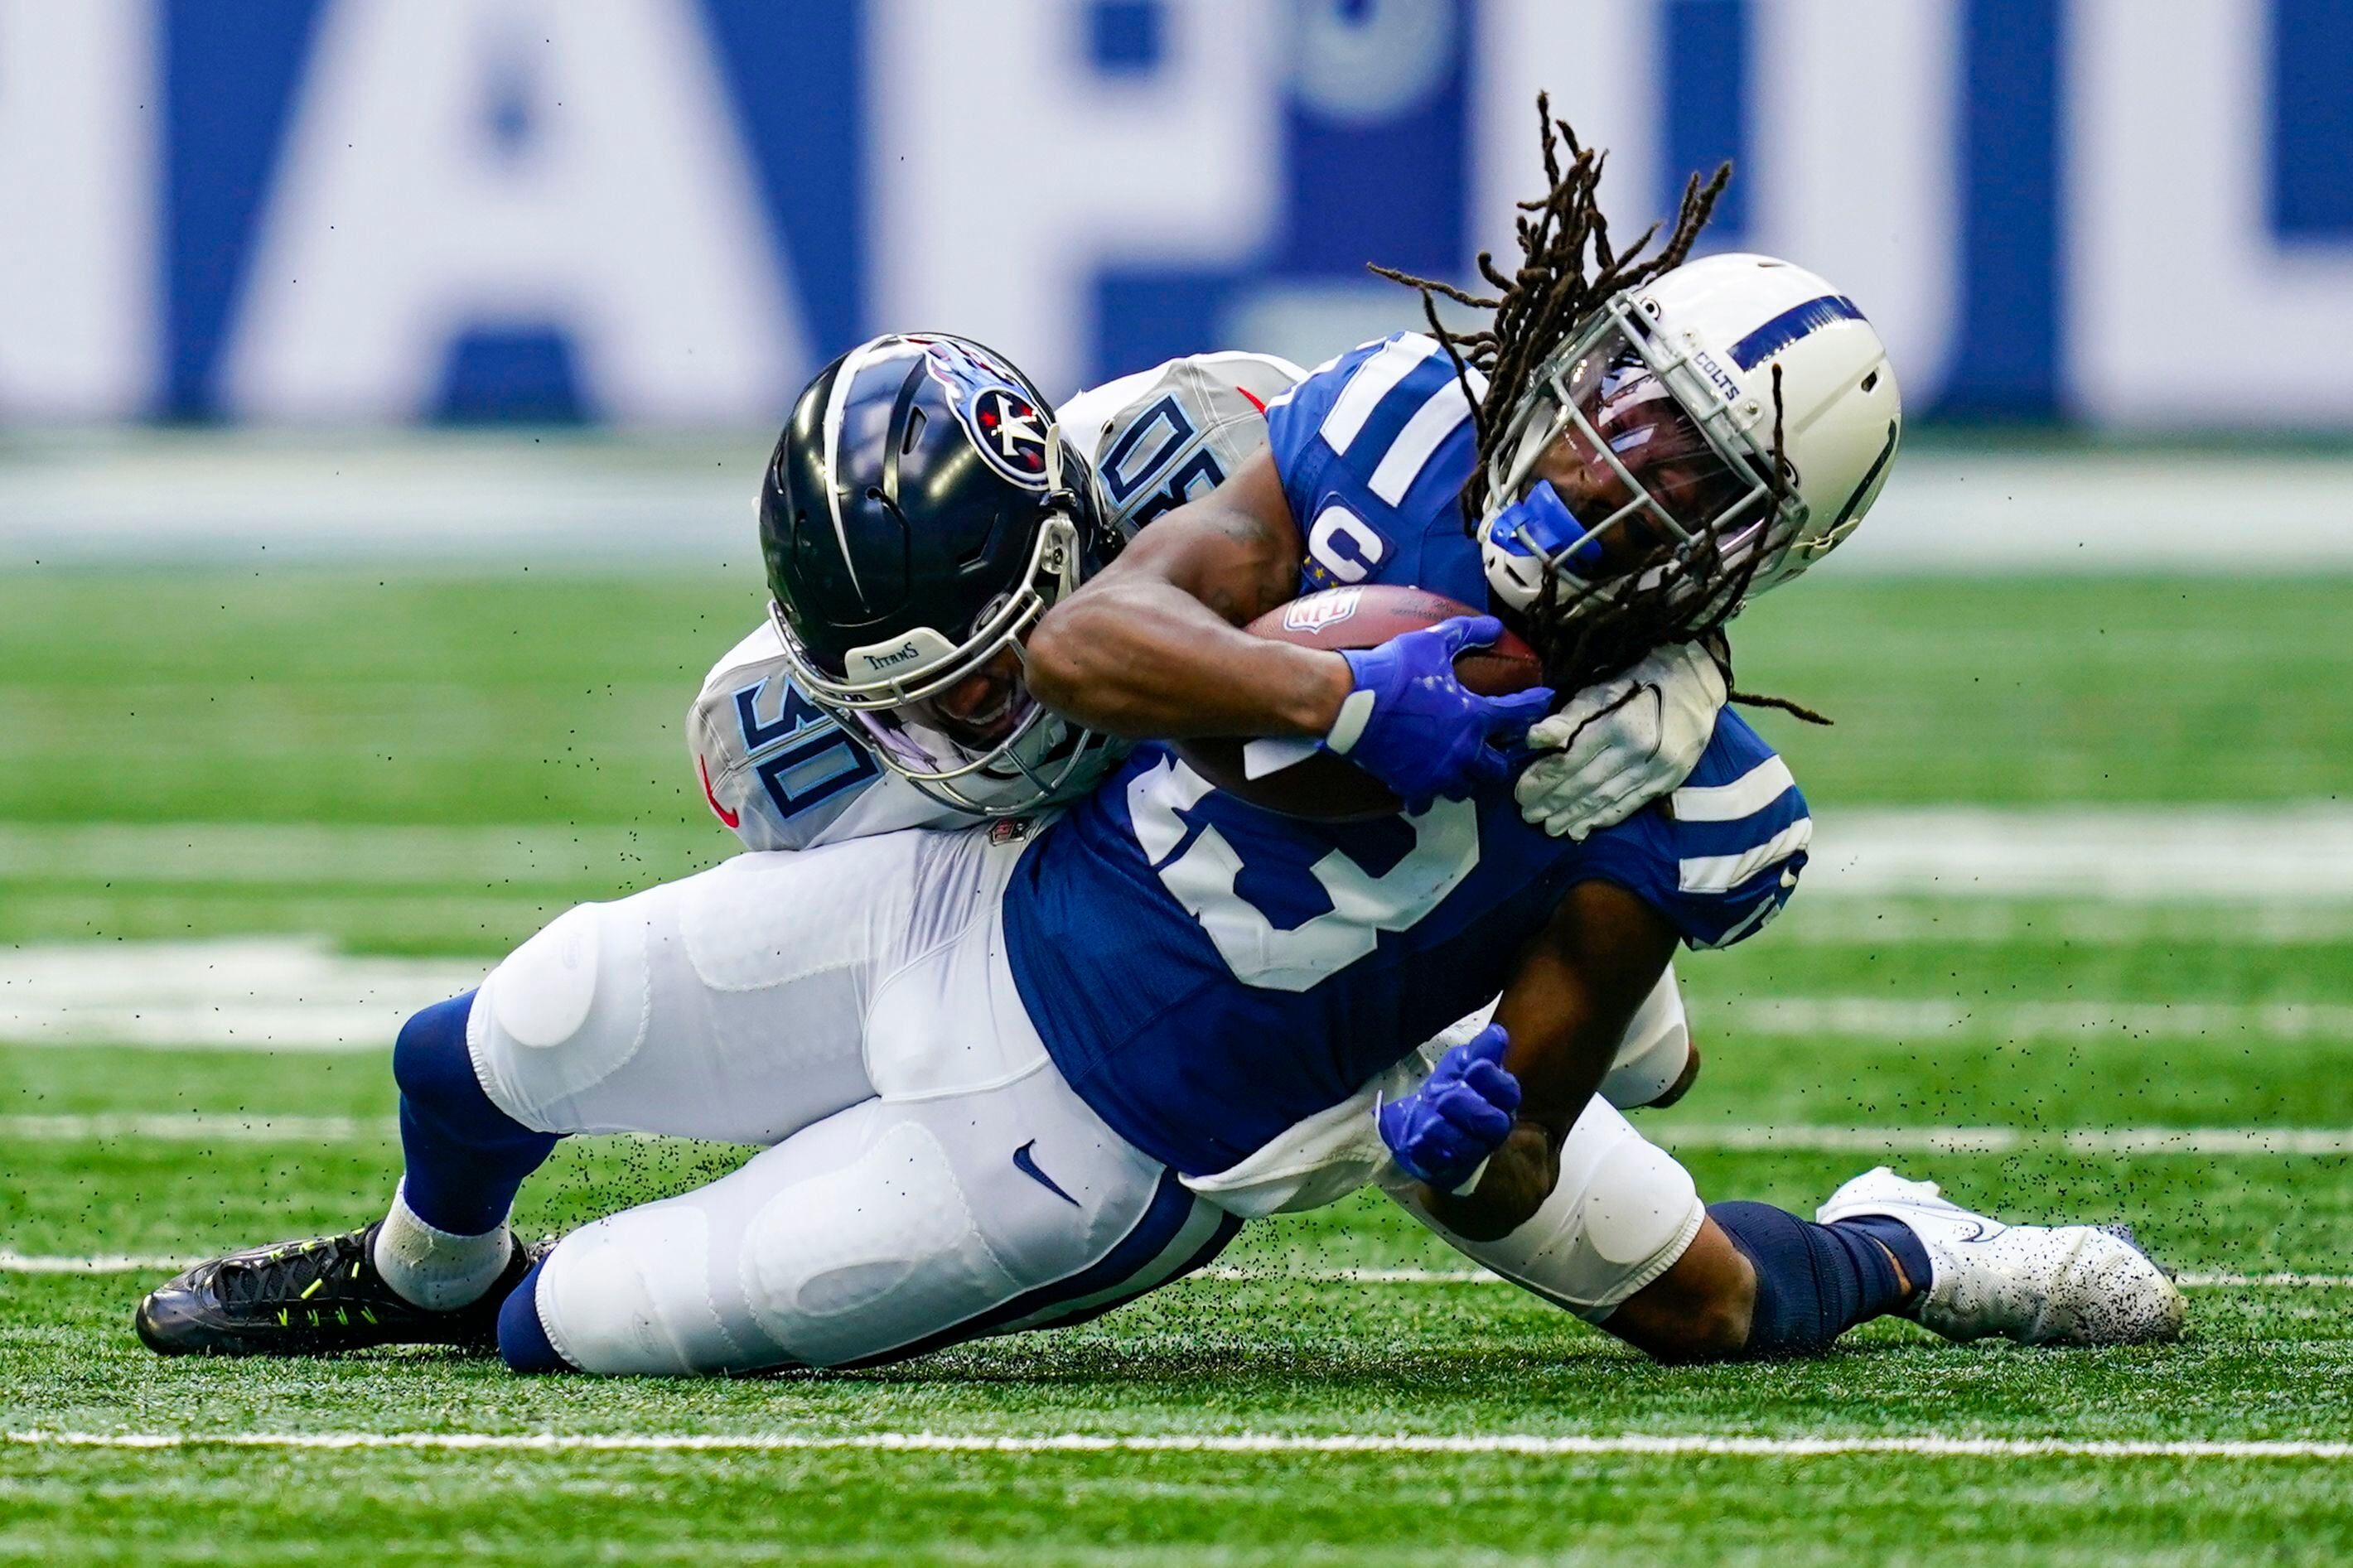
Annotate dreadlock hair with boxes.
[1371,95,1826,725]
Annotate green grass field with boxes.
[3,568,2351,1565]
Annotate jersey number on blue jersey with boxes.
[1125,754,1481,992]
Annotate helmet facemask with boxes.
[1478,289,1798,636]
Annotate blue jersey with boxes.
[1002,335,1810,1175]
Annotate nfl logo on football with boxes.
[1283,587,1362,634]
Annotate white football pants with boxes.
[468,824,1698,1374]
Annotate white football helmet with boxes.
[1478,252,1901,625]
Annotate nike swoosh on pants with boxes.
[1012,1140,1080,1207]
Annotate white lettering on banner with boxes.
[1477,1,1963,409]
[2070,0,2353,423]
[1747,0,1959,403]
[1475,2,1663,267]
[1292,0,1457,125]
[221,0,804,424]
[1126,755,1480,992]
[869,0,1283,396]
[0,0,154,417]
[1307,505,1387,584]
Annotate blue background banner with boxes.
[3,0,2351,428]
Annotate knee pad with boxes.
[472,901,649,1131]
[1410,1111,1701,1323]
[737,1120,1013,1368]
[1578,1136,1701,1279]
[532,1204,740,1377]
[483,904,604,1049]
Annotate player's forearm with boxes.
[1496,885,1679,1127]
[1027,448,1323,741]
[1026,577,1349,740]
[1421,1123,1557,1242]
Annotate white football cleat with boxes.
[1816,1166,2186,1348]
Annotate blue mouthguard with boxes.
[1489,480,1607,573]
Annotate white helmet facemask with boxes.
[1478,253,1901,630]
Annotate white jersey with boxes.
[689,350,1306,852]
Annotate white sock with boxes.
[372,1182,514,1311]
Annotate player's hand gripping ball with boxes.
[1175,586,1550,820]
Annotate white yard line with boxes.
[5,1251,2342,1288]
[1645,1124,2353,1155]
[4,1428,2348,1460]
[0,938,482,1049]
[8,937,2352,1049]
[0,1252,195,1274]
[1689,996,2353,1045]
[7,1112,2350,1158]
[0,1114,397,1141]
[12,437,2353,572]
[1781,899,2353,946]
[0,823,705,887]
[1807,807,2353,904]
[1201,1266,2353,1290]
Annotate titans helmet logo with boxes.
[968,386,1050,486]
[905,335,1056,492]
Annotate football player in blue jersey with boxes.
[1001,117,2169,1358]
[137,113,2182,1373]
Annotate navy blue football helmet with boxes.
[761,334,1125,816]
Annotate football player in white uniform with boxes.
[136,123,2182,1374]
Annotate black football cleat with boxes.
[134,1223,544,1358]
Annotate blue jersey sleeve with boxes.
[1572,712,1812,949]
[1262,334,1491,605]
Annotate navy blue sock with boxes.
[1838,1213,1933,1305]
[1708,1201,1918,1357]
[496,1257,573,1374]
[391,991,560,1237]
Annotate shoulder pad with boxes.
[1071,352,1302,533]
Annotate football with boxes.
[1172,585,1544,821]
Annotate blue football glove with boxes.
[1325,616,1556,814]
[1376,1024,1523,1193]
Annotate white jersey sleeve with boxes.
[1061,350,1306,531]
[687,621,967,852]
[689,349,1307,853]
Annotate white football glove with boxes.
[1514,639,1728,840]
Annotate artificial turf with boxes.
[2,570,2349,1564]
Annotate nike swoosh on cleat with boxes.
[1012,1140,1080,1207]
